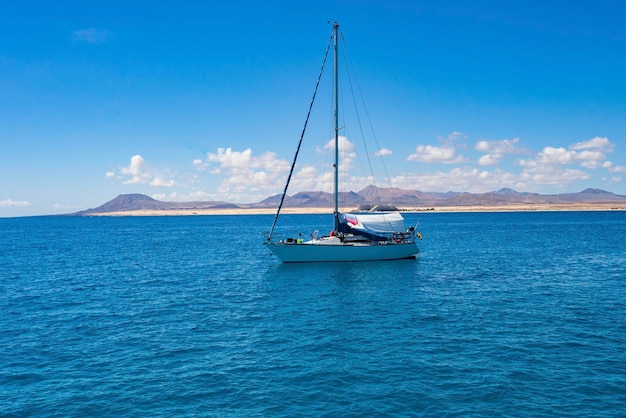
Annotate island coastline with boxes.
[80,202,626,216]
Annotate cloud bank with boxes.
[106,134,623,203]
[0,199,32,207]
[109,155,176,188]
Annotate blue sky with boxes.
[2,0,626,217]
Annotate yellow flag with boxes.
[417,231,423,240]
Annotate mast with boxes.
[266,28,333,241]
[333,22,340,228]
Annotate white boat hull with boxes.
[265,239,418,263]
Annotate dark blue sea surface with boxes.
[1,211,625,416]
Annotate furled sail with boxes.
[337,212,407,241]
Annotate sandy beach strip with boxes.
[82,202,626,216]
[413,202,626,213]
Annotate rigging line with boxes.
[341,33,397,208]
[340,31,379,205]
[267,31,333,241]
[341,32,397,234]
[338,30,377,212]
[323,39,337,212]
[336,47,348,210]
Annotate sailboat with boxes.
[264,22,420,263]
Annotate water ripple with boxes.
[1,213,625,416]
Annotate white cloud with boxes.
[402,133,613,190]
[407,144,466,164]
[520,137,614,173]
[150,178,175,187]
[52,203,81,210]
[609,165,626,174]
[407,131,470,164]
[117,154,176,187]
[397,137,615,192]
[151,193,168,201]
[519,166,590,185]
[324,135,356,154]
[105,171,115,178]
[104,133,623,205]
[475,139,509,153]
[475,138,525,166]
[120,155,151,184]
[375,148,392,157]
[562,137,614,169]
[536,146,577,164]
[72,28,110,44]
[322,135,356,153]
[252,151,292,172]
[208,148,290,174]
[289,165,323,191]
[193,159,206,171]
[477,154,501,166]
[391,161,595,193]
[206,147,291,197]
[570,136,613,152]
[0,199,32,207]
[320,136,358,171]
[577,150,606,169]
[152,190,218,202]
[404,134,618,192]
[518,145,592,186]
[208,148,251,172]
[391,167,520,193]
[202,138,370,201]
[439,131,468,148]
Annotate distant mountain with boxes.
[493,188,524,195]
[75,186,626,215]
[86,193,163,212]
[254,190,362,208]
[424,187,626,207]
[559,188,626,202]
[75,194,241,215]
[355,185,455,206]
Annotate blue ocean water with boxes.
[1,211,625,417]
